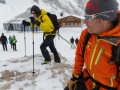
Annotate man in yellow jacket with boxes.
[22,5,61,64]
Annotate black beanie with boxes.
[85,0,119,21]
[30,5,40,14]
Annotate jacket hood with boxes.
[40,9,47,15]
[30,5,40,14]
[99,23,120,36]
[35,9,47,20]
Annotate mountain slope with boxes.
[0,0,85,30]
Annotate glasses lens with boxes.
[32,13,35,14]
[84,15,94,21]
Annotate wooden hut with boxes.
[58,15,84,27]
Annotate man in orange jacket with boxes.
[65,0,120,90]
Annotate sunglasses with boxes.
[32,13,36,15]
[84,10,114,21]
[84,14,96,21]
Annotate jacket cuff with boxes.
[71,74,79,81]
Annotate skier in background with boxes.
[75,37,78,46]
[8,36,12,49]
[0,33,8,51]
[70,36,74,49]
[12,35,17,51]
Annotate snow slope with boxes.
[0,27,83,90]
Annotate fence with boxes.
[3,23,41,32]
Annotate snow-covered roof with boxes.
[51,11,84,19]
[5,8,85,24]
[15,8,32,19]
[69,14,84,19]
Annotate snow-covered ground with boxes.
[0,27,83,90]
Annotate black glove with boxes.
[29,17,36,23]
[35,20,41,26]
[22,20,30,26]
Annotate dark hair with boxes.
[111,13,120,28]
[30,5,41,17]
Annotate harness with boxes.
[81,32,120,90]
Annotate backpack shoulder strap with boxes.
[82,32,91,58]
[109,43,120,77]
[116,44,120,76]
[40,13,48,23]
[115,44,120,64]
[109,45,119,64]
[101,36,120,75]
[40,15,43,23]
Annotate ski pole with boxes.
[29,17,36,76]
[24,25,26,57]
[57,34,76,48]
[29,17,35,76]
[32,23,35,76]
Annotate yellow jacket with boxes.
[30,9,55,36]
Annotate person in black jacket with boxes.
[75,37,79,46]
[70,36,74,49]
[0,33,8,51]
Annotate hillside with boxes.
[0,0,85,30]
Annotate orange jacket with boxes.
[73,24,120,90]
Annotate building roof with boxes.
[5,7,85,23]
[15,8,32,19]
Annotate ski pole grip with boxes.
[29,17,36,24]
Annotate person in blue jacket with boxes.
[8,36,12,48]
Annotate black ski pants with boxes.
[13,43,17,51]
[71,42,74,49]
[2,43,7,51]
[40,35,60,61]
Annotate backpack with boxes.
[82,32,120,89]
[41,12,61,33]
